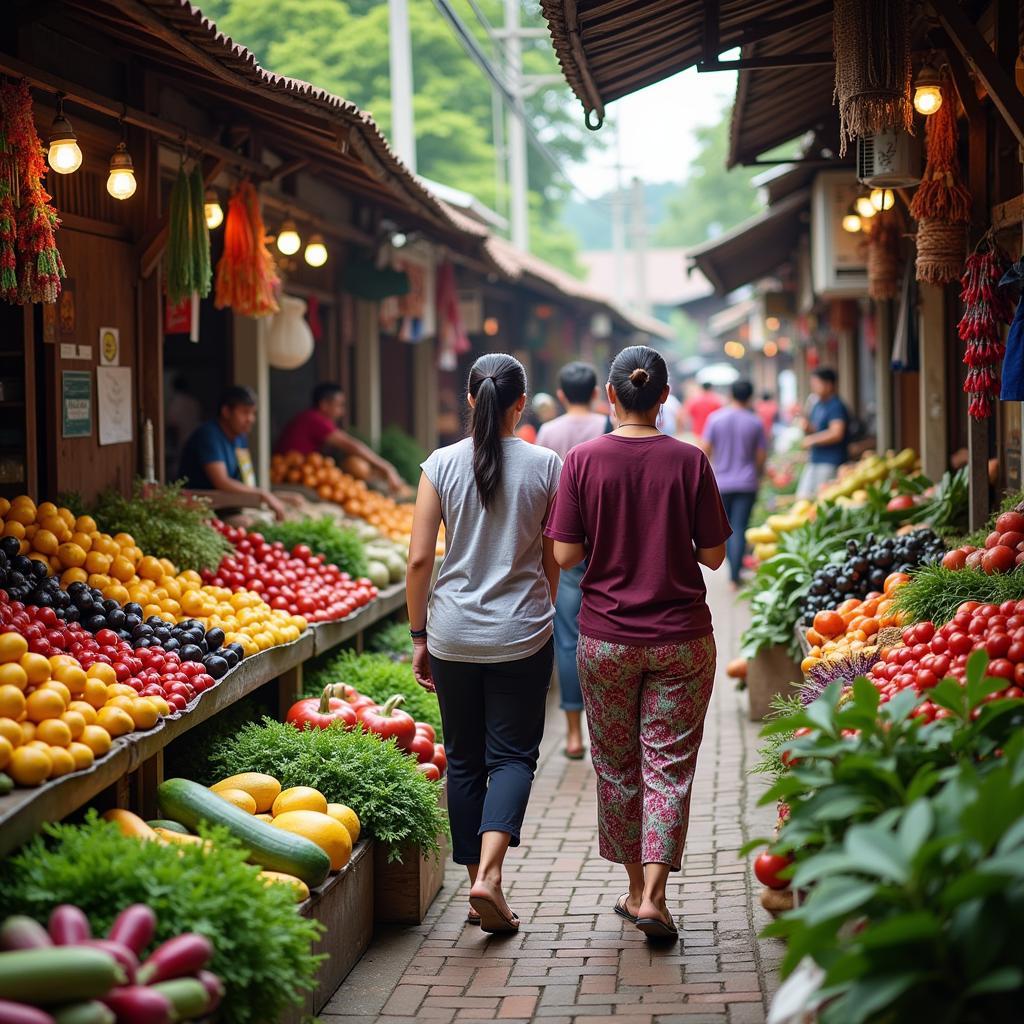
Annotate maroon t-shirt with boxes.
[545,434,731,646]
[274,408,335,456]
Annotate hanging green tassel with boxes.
[189,163,211,299]
[166,164,193,304]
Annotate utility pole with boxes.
[630,176,649,316]
[389,0,416,172]
[503,0,528,250]
[610,127,626,306]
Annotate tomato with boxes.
[985,633,1011,659]
[753,851,793,890]
[1004,686,1024,699]
[912,622,935,644]
[988,659,1014,680]
[1015,664,1024,686]
[417,762,441,781]
[915,669,938,689]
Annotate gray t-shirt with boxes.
[421,437,561,663]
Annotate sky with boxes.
[568,66,738,197]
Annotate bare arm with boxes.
[755,447,767,474]
[202,462,286,520]
[696,543,727,570]
[802,418,846,449]
[407,472,442,693]
[543,535,560,604]
[553,540,585,569]
[325,428,405,492]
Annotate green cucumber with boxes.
[145,819,190,834]
[52,1001,115,1024]
[0,947,124,1004]
[156,778,330,886]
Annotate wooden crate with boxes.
[281,839,375,1023]
[373,785,448,924]
[746,643,803,721]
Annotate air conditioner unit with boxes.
[811,171,869,299]
[857,129,921,187]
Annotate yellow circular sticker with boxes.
[101,330,118,364]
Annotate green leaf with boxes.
[965,649,992,705]
[965,967,1024,996]
[844,823,909,883]
[929,677,967,716]
[800,876,878,926]
[855,911,940,949]
[791,851,860,888]
[897,800,934,861]
[820,972,924,1024]
[852,675,879,713]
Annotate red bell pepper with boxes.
[406,731,436,765]
[356,694,416,749]
[286,687,358,731]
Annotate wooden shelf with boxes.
[0,580,412,859]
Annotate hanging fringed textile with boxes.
[959,235,1013,419]
[0,80,64,304]
[214,180,279,317]
[166,165,192,305]
[189,163,211,299]
[833,0,913,156]
[909,80,971,285]
[866,208,902,300]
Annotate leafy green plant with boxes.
[259,516,367,578]
[378,425,428,487]
[366,620,414,660]
[952,487,1024,549]
[305,650,441,737]
[210,718,448,859]
[891,562,1024,626]
[0,814,322,1024]
[92,479,232,571]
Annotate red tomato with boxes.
[986,634,1011,659]
[988,659,1014,680]
[753,851,793,890]
[432,744,447,775]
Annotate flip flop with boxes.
[466,909,481,925]
[613,894,637,923]
[564,747,586,760]
[468,895,520,934]
[635,916,679,941]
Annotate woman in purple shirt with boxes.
[546,345,730,941]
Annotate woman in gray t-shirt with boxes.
[407,353,561,934]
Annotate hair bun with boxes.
[629,367,651,386]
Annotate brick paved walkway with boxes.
[323,572,783,1024]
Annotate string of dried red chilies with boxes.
[959,236,1013,419]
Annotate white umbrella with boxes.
[696,363,740,387]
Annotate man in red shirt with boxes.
[683,381,723,439]
[275,383,405,492]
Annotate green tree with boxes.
[198,0,593,272]
[654,106,763,247]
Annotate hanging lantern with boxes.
[204,189,224,230]
[267,294,314,369]
[46,95,82,175]
[304,234,328,267]
[106,141,136,200]
[913,62,943,116]
[276,218,301,256]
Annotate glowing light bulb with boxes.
[276,219,301,256]
[304,234,328,267]
[870,187,895,211]
[842,213,862,233]
[483,317,500,336]
[913,64,943,116]
[105,143,136,200]
[855,196,877,219]
[763,341,778,357]
[204,190,224,229]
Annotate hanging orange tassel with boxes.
[214,180,279,317]
[909,80,971,224]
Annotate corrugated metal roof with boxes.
[540,0,832,124]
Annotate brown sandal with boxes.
[613,894,637,923]
[466,909,481,925]
[468,895,520,934]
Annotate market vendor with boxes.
[796,368,850,499]
[274,383,406,493]
[178,385,286,520]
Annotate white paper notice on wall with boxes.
[97,366,133,446]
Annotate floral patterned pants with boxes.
[577,633,716,870]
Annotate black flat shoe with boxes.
[635,915,679,941]
[613,894,637,923]
[466,910,481,925]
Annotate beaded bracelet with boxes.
[409,627,427,639]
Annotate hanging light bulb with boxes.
[47,95,82,175]
[204,189,224,230]
[913,62,943,116]
[106,141,136,200]
[304,234,328,267]
[842,206,862,233]
[870,187,895,211]
[855,195,877,219]
[276,218,301,256]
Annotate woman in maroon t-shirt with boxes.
[545,345,731,941]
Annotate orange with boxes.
[0,717,22,746]
[80,724,112,756]
[19,721,35,743]
[48,654,77,671]
[7,503,36,526]
[69,532,93,552]
[0,632,28,664]
[67,741,95,771]
[0,733,12,771]
[25,688,65,722]
[805,628,825,648]
[67,700,98,725]
[61,709,86,739]
[82,678,109,710]
[57,507,75,528]
[8,745,50,786]
[812,610,846,639]
[2,521,25,540]
[0,684,26,719]
[104,695,133,712]
[47,746,75,777]
[61,568,89,587]
[110,556,136,582]
[36,718,72,747]
[138,556,163,581]
[0,663,28,690]
[112,532,136,549]
[33,529,59,556]
[127,698,159,730]
[104,584,131,606]
[86,662,117,686]
[74,515,98,534]
[107,683,138,699]
[84,551,112,575]
[39,680,71,707]
[57,543,87,568]
[96,705,134,737]
[52,664,87,695]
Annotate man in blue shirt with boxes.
[796,368,849,499]
[178,385,285,519]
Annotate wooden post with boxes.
[135,750,164,821]
[875,299,894,453]
[918,284,948,481]
[413,338,439,452]
[233,317,271,490]
[353,299,381,445]
[277,663,303,719]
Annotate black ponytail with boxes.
[608,345,669,412]
[468,353,527,510]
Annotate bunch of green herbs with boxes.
[210,718,448,859]
[92,479,232,571]
[366,620,415,660]
[891,562,1024,626]
[305,649,440,736]
[0,814,322,1024]
[259,515,368,578]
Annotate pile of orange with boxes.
[0,496,306,657]
[0,632,166,788]
[272,451,442,551]
[800,574,909,674]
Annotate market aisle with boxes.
[322,568,782,1024]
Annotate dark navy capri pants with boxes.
[430,638,553,865]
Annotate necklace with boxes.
[615,421,658,432]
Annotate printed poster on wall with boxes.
[97,366,133,446]
[61,371,92,438]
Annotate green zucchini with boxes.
[156,778,330,886]
[0,947,124,1004]
[145,819,190,834]
[52,1001,115,1024]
